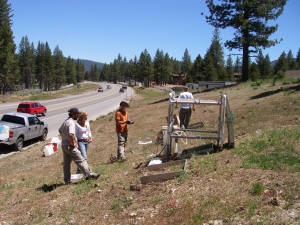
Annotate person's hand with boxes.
[175,105,178,109]
[126,119,135,124]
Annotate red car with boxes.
[17,101,47,116]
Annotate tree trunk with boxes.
[242,44,249,81]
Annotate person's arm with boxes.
[68,122,78,148]
[69,133,77,148]
[126,119,135,124]
[191,93,195,110]
[87,122,93,142]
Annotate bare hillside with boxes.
[0,82,300,225]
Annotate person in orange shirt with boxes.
[115,101,135,161]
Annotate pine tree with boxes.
[203,52,218,81]
[153,49,165,85]
[100,63,110,82]
[286,50,296,70]
[53,45,65,90]
[0,0,19,94]
[75,58,85,82]
[35,41,45,90]
[44,42,53,91]
[90,64,99,82]
[18,36,35,89]
[138,49,153,87]
[171,57,181,75]
[111,59,121,83]
[207,28,226,80]
[163,53,173,84]
[226,55,234,81]
[132,56,139,85]
[190,54,204,81]
[205,0,287,81]
[263,54,273,79]
[234,56,241,74]
[121,57,128,83]
[249,62,260,81]
[256,50,264,79]
[274,51,288,74]
[181,48,192,75]
[296,48,300,70]
[65,56,76,84]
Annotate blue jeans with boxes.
[77,141,89,173]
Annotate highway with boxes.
[0,83,133,153]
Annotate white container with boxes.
[43,144,54,156]
[0,125,9,140]
[162,125,178,154]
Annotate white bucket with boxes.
[43,144,54,156]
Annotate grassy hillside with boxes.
[0,81,300,224]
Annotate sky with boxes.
[9,0,300,64]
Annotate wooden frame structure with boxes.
[164,93,234,160]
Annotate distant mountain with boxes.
[78,59,105,71]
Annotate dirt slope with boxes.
[0,82,300,225]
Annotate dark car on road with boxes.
[98,86,103,92]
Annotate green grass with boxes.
[72,180,95,195]
[251,182,265,195]
[18,83,98,101]
[134,87,169,100]
[246,198,260,218]
[110,197,133,211]
[236,126,300,171]
[194,153,218,175]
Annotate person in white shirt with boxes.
[176,86,195,129]
[75,111,92,173]
[59,108,99,184]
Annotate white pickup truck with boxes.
[0,112,48,151]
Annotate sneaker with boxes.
[86,172,100,181]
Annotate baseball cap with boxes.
[68,107,80,114]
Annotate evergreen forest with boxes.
[0,0,299,94]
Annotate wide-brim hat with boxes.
[68,107,80,114]
[120,101,130,107]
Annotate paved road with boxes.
[0,83,134,156]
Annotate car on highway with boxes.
[107,84,112,89]
[98,85,104,92]
[17,101,47,116]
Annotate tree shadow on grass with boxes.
[250,84,300,100]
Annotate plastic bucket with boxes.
[43,144,54,156]
[52,143,58,151]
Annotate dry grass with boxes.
[1,82,300,224]
[0,83,98,103]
